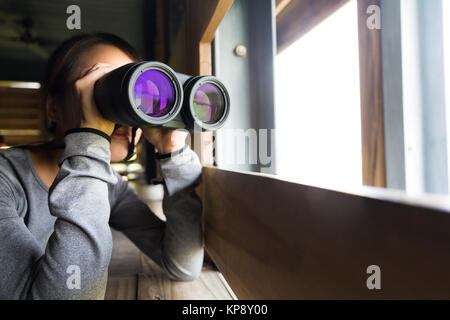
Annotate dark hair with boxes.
[42,33,142,133]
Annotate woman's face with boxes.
[68,44,143,162]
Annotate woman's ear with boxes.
[45,96,58,123]
[135,128,143,144]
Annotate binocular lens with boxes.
[133,69,176,118]
[193,83,226,125]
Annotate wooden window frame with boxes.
[167,0,234,166]
[157,0,450,300]
[276,0,351,53]
[277,0,386,187]
[357,0,386,187]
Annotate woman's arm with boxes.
[0,131,118,299]
[109,145,204,281]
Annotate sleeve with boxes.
[109,145,204,281]
[0,131,118,300]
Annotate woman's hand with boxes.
[73,63,117,135]
[143,128,188,155]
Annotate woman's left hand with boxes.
[143,128,188,155]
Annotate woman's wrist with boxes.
[155,141,186,155]
[155,144,189,159]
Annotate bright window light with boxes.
[0,81,41,89]
[275,1,362,189]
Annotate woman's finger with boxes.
[76,64,118,91]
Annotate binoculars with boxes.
[94,61,230,131]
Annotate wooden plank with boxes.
[104,275,137,300]
[137,255,234,300]
[0,99,40,105]
[108,229,143,276]
[357,0,386,187]
[152,0,169,63]
[202,166,450,299]
[1,135,43,146]
[169,0,234,76]
[169,0,233,166]
[0,101,40,106]
[106,221,234,300]
[196,0,232,167]
[0,87,41,95]
[277,0,350,53]
[276,0,292,16]
[0,124,41,130]
[0,130,41,136]
[0,109,41,116]
[0,86,46,145]
[0,89,42,104]
[0,118,41,125]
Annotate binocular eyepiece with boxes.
[94,61,230,131]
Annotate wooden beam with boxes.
[276,0,350,53]
[137,255,234,300]
[202,166,450,299]
[357,0,386,187]
[275,0,292,16]
[0,86,46,144]
[169,0,234,166]
[170,0,234,75]
[199,0,235,44]
[104,276,137,300]
[152,0,169,62]
[105,230,234,300]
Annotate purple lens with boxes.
[133,70,175,118]
[193,83,225,124]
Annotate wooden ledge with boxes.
[105,229,235,300]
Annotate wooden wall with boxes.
[167,0,234,166]
[0,86,47,146]
[202,166,450,299]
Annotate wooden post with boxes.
[169,0,234,166]
[357,0,387,187]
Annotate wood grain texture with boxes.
[357,0,386,187]
[104,275,137,300]
[202,166,450,299]
[152,0,169,62]
[169,0,234,76]
[137,255,234,300]
[106,217,234,300]
[108,229,143,276]
[275,0,292,16]
[0,87,46,145]
[168,0,233,166]
[276,0,350,53]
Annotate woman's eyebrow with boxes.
[79,65,96,78]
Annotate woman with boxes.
[0,33,204,299]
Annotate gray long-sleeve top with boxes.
[0,131,204,299]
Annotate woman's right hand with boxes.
[73,63,117,136]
